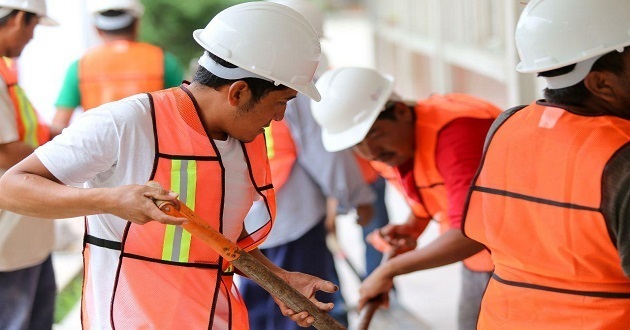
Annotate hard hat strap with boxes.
[198,52,273,83]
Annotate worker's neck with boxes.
[100,34,136,43]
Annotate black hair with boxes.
[375,101,400,121]
[192,52,288,103]
[539,47,629,105]
[96,10,137,35]
[0,10,37,27]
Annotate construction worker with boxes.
[0,2,337,328]
[51,0,183,130]
[0,0,59,329]
[462,0,630,327]
[311,67,501,330]
[237,1,374,328]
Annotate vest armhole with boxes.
[601,142,630,257]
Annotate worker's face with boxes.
[228,88,297,143]
[353,104,415,167]
[6,12,39,58]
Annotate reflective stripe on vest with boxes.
[85,85,275,329]
[372,94,500,271]
[79,41,164,110]
[463,103,630,328]
[161,159,196,262]
[0,57,49,147]
[264,119,297,191]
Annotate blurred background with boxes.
[17,1,543,329]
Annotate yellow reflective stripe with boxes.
[162,160,181,261]
[264,126,274,159]
[161,159,197,263]
[178,160,196,262]
[13,86,39,147]
[161,225,175,260]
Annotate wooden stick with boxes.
[355,250,394,330]
[147,182,345,330]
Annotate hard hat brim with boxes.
[320,104,381,152]
[286,81,320,102]
[39,15,58,26]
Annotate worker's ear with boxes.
[583,71,617,105]
[227,81,251,106]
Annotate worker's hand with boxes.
[358,265,393,311]
[367,225,416,255]
[101,184,187,226]
[272,271,338,327]
[355,203,375,227]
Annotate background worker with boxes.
[0,0,59,329]
[51,0,183,130]
[462,0,630,327]
[311,67,500,330]
[0,2,338,328]
[238,1,374,328]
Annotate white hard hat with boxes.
[0,0,57,26]
[311,67,395,152]
[88,0,144,16]
[268,0,324,38]
[193,2,321,101]
[515,0,630,88]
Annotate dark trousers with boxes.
[0,255,56,330]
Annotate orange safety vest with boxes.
[78,41,164,110]
[0,57,49,147]
[82,86,276,329]
[264,119,297,191]
[463,103,630,328]
[355,153,379,184]
[372,94,499,272]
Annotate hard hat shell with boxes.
[515,0,630,73]
[193,2,321,101]
[268,0,324,38]
[0,0,57,25]
[310,67,395,152]
[88,0,144,17]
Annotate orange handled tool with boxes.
[147,181,345,330]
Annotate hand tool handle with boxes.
[147,181,345,330]
[356,250,394,330]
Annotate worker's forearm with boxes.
[381,228,485,277]
[52,108,74,130]
[0,168,108,219]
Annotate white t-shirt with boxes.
[0,75,53,271]
[35,93,258,327]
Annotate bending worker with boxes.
[52,0,183,130]
[311,67,500,330]
[0,2,337,328]
[462,0,630,327]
